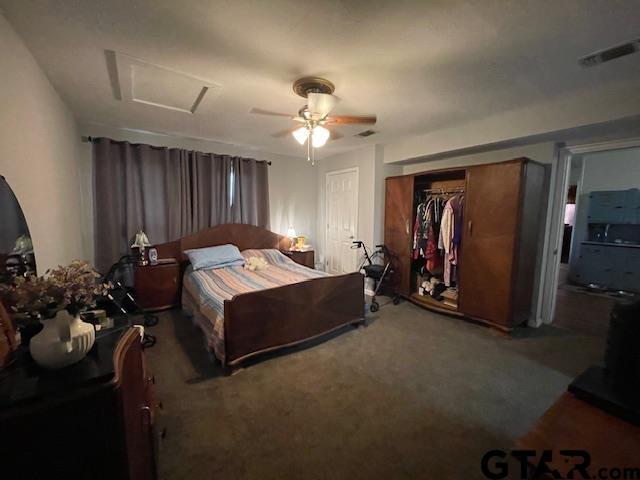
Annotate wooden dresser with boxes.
[0,325,159,480]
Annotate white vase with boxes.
[30,309,96,370]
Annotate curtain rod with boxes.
[81,136,272,165]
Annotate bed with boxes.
[154,224,365,372]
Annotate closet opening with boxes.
[411,170,466,314]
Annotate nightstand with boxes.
[134,262,181,311]
[282,249,315,269]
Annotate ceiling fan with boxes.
[250,77,377,165]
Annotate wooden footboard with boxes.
[223,272,365,366]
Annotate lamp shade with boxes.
[292,127,309,145]
[311,125,330,148]
[286,226,297,238]
[131,230,151,248]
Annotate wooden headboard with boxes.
[155,224,289,262]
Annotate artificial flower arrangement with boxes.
[0,260,110,320]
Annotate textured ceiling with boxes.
[2,0,639,158]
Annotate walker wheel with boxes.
[393,295,401,305]
[370,301,380,313]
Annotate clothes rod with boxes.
[81,136,272,165]
[421,187,465,193]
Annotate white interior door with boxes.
[325,168,359,274]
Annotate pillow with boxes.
[184,244,245,271]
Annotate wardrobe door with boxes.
[384,176,414,296]
[459,160,524,327]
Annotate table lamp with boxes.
[131,230,151,266]
[286,226,297,250]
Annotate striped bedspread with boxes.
[182,249,328,362]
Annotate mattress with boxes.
[182,249,328,362]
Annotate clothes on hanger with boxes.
[412,196,445,274]
[412,200,428,259]
[412,190,463,288]
[438,194,464,286]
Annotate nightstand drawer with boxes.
[134,263,181,311]
[282,250,315,269]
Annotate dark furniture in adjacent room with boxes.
[384,158,546,331]
[134,261,181,311]
[281,249,315,269]
[0,326,159,480]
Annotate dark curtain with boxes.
[93,138,269,273]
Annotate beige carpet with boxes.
[145,299,604,480]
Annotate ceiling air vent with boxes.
[579,39,640,67]
[355,129,377,138]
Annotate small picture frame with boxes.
[148,247,158,265]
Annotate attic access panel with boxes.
[114,52,220,114]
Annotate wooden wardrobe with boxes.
[384,158,546,331]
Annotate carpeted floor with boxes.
[145,299,604,480]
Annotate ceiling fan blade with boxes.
[325,115,377,125]
[308,92,338,117]
[250,108,293,118]
[271,127,298,138]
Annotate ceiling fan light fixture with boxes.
[292,126,309,145]
[311,125,330,148]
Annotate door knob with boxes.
[349,235,354,239]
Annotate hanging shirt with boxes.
[439,194,464,286]
[425,201,440,272]
[412,201,428,259]
[453,195,464,248]
[439,199,454,285]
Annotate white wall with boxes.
[570,147,640,273]
[315,145,401,293]
[580,147,640,194]
[373,145,402,247]
[384,79,640,164]
[402,142,556,175]
[79,124,317,264]
[316,146,376,268]
[0,15,86,272]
